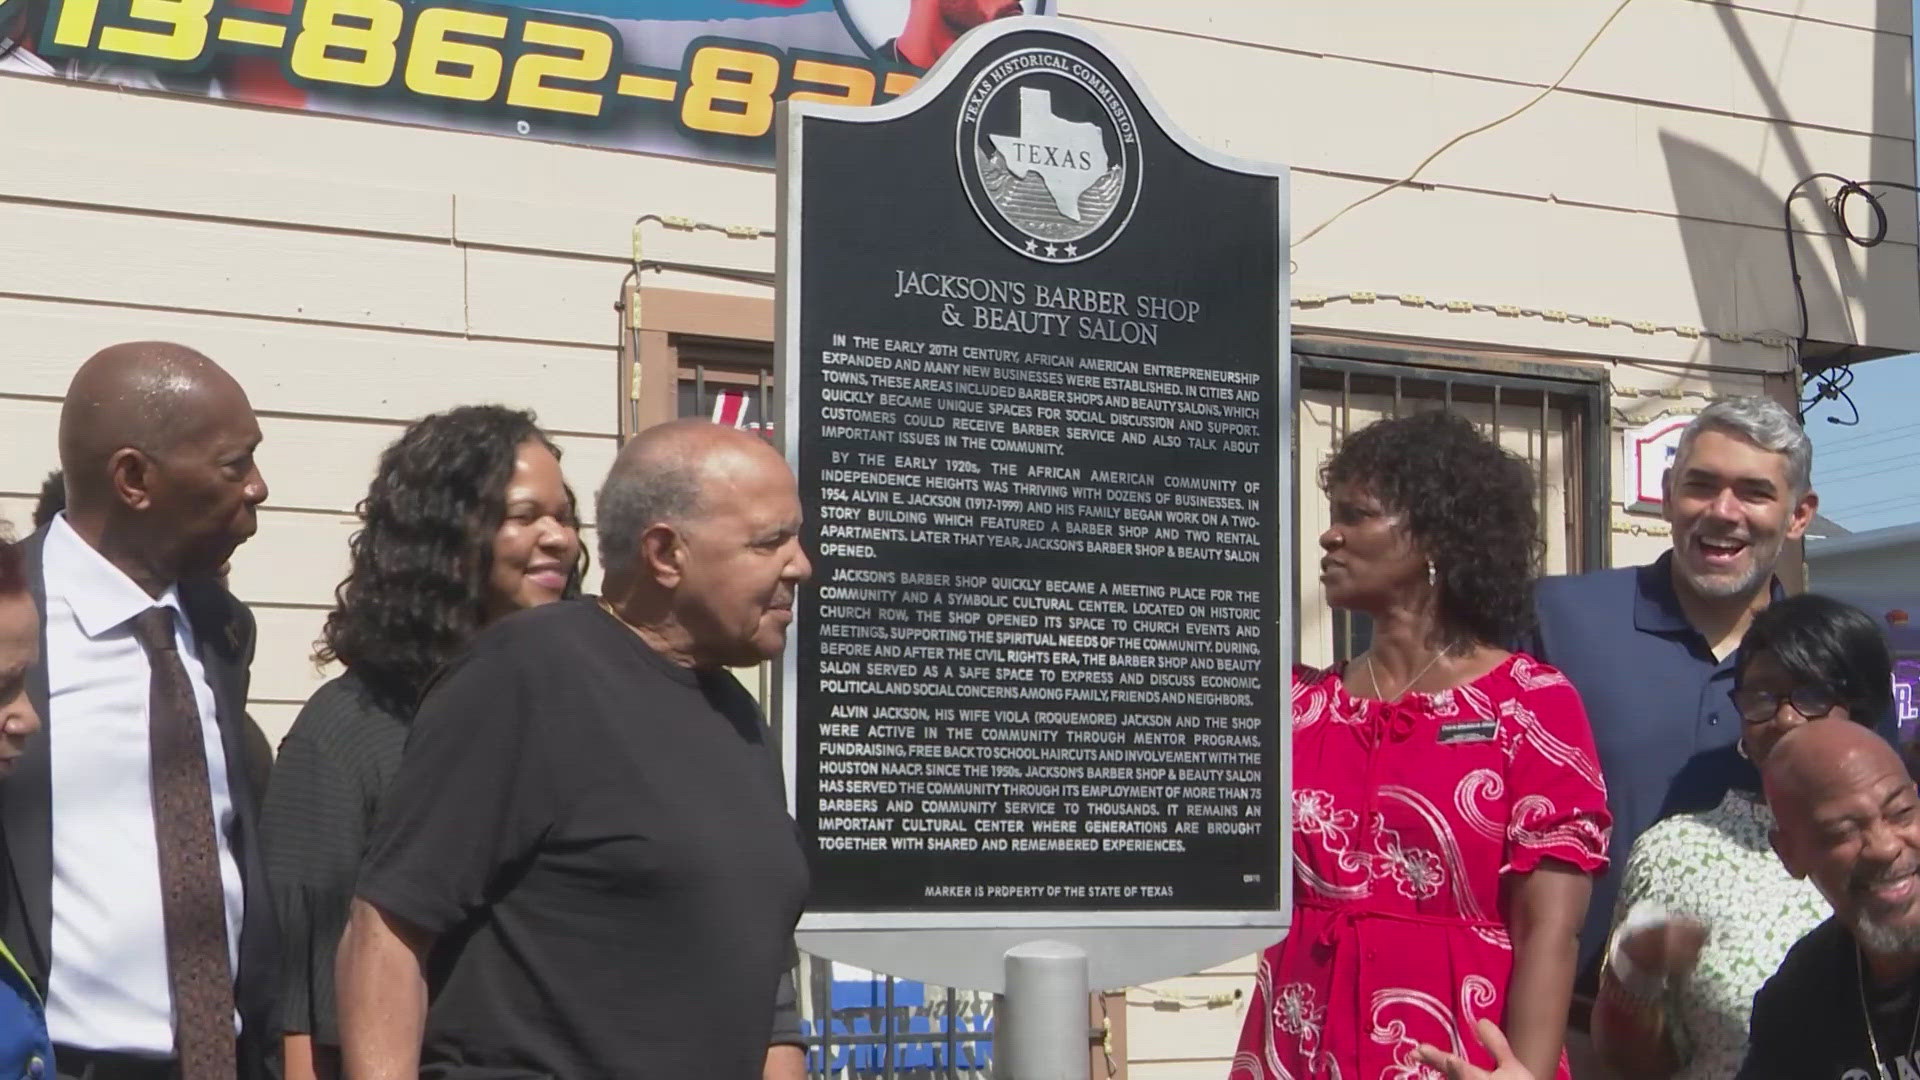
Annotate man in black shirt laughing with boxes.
[337,420,814,1080]
[1738,718,1920,1080]
[1416,719,1920,1080]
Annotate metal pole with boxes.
[996,941,1089,1080]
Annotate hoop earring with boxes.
[1736,738,1751,761]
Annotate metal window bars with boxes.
[797,956,998,1079]
[1292,343,1610,663]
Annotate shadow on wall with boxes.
[1658,131,1857,345]
[1659,0,1914,360]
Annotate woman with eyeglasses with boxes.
[1590,592,1894,1080]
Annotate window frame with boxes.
[1293,337,1612,660]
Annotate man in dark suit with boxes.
[26,468,270,806]
[5,342,277,1080]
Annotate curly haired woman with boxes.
[259,406,583,1080]
[1230,410,1611,1080]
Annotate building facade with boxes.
[0,1,1912,1075]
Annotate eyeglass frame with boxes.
[1732,684,1843,725]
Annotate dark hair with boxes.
[32,471,64,530]
[0,524,22,598]
[1736,593,1893,729]
[1321,409,1542,647]
[316,406,586,715]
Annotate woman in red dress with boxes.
[1232,411,1611,1080]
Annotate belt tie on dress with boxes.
[1299,896,1504,948]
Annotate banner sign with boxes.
[0,0,1050,165]
[1897,657,1920,744]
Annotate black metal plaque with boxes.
[780,17,1288,923]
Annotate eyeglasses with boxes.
[1732,685,1841,724]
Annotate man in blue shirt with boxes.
[1528,396,1824,1029]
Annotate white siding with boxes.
[0,2,1910,1073]
[1049,1,1914,1071]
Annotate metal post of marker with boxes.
[996,941,1090,1079]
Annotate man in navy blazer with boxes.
[4,343,278,1080]
[1527,397,1829,1023]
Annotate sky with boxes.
[1806,360,1920,532]
[1799,4,1920,535]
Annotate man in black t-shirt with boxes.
[337,420,814,1080]
[1736,718,1920,1080]
[1415,719,1920,1080]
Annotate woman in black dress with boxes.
[260,406,585,1080]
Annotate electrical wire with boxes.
[634,259,775,287]
[1294,0,1635,248]
[1781,174,1920,427]
[1817,418,1920,453]
[1834,489,1920,515]
[1816,453,1920,487]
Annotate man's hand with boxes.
[1415,1019,1536,1080]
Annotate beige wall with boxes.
[1053,2,1912,1073]
[0,1,1910,1074]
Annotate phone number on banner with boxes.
[36,0,921,131]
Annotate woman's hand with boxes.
[1415,1019,1536,1080]
[1617,913,1711,990]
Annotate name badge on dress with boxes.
[1436,719,1499,744]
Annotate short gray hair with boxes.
[594,454,707,578]
[1673,395,1812,495]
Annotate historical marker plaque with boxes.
[778,16,1289,951]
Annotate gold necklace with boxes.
[1857,944,1920,1080]
[1363,648,1450,703]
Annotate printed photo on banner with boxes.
[0,0,1051,165]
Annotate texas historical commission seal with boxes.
[957,47,1141,264]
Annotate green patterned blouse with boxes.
[1610,789,1831,1080]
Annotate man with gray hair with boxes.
[338,419,813,1080]
[1524,396,1824,1058]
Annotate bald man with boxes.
[6,343,277,1080]
[1726,719,1920,1079]
[338,420,813,1080]
[1413,721,1920,1080]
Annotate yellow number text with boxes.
[788,57,874,107]
[46,0,103,49]
[289,0,402,87]
[680,44,778,137]
[505,19,611,116]
[404,6,507,101]
[98,0,213,61]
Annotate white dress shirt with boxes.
[41,515,245,1055]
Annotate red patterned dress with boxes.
[1231,654,1611,1080]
